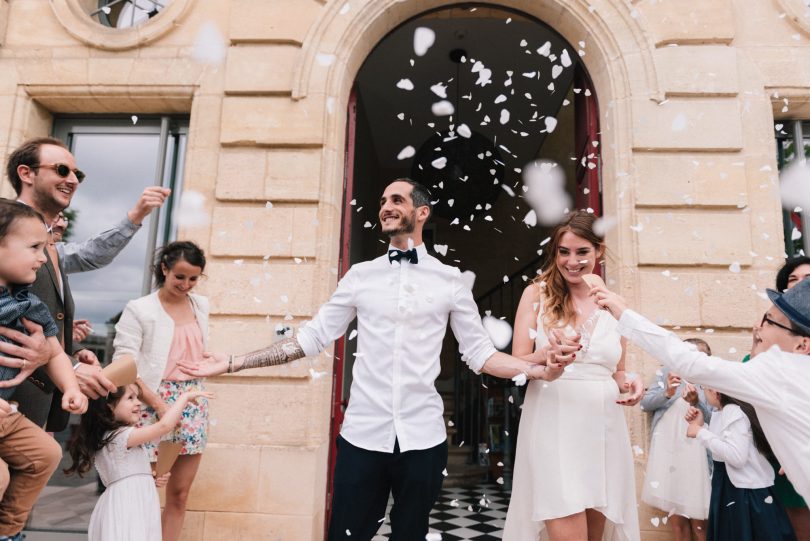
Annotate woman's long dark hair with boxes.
[64,387,130,477]
[718,393,775,462]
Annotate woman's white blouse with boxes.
[113,291,209,391]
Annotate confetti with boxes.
[413,27,435,56]
[457,124,472,138]
[192,21,227,65]
[396,79,414,91]
[397,146,416,160]
[173,190,209,228]
[131,115,138,124]
[482,316,513,350]
[432,100,455,116]
[430,82,448,98]
[780,159,810,213]
[316,53,336,66]
[431,157,448,169]
[729,261,741,273]
[522,160,571,226]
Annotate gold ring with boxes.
[21,359,27,370]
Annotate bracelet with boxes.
[227,354,234,374]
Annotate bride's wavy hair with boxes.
[531,210,604,329]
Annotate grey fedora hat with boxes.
[766,278,810,336]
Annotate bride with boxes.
[503,210,643,541]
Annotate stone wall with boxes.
[0,0,805,539]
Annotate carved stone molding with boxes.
[774,0,810,37]
[49,0,194,50]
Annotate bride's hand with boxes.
[546,328,581,368]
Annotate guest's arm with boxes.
[639,371,671,412]
[58,187,169,273]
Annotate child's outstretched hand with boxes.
[62,387,89,414]
[153,471,171,488]
[179,390,215,405]
[684,406,704,438]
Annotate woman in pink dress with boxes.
[113,241,209,541]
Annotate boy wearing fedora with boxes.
[591,279,810,502]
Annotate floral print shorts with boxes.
[140,378,208,462]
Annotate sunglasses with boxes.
[35,163,86,183]
[760,314,808,337]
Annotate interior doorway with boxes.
[327,2,601,530]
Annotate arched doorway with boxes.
[328,3,601,536]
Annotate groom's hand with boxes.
[177,352,229,378]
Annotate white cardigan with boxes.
[113,291,209,391]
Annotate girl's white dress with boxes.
[503,309,640,541]
[641,396,711,519]
[88,427,162,541]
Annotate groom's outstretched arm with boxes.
[179,268,358,377]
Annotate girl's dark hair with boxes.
[776,256,810,292]
[153,241,206,287]
[718,393,775,462]
[0,198,46,243]
[65,386,130,477]
[684,337,712,356]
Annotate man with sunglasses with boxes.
[1,137,169,432]
[591,278,810,502]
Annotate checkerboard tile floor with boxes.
[372,483,509,541]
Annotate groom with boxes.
[182,179,577,540]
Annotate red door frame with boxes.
[324,89,357,536]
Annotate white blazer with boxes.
[113,290,209,391]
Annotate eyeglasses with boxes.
[34,163,86,183]
[760,314,808,337]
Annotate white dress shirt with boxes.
[297,243,497,453]
[697,404,774,489]
[618,309,810,501]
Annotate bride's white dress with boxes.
[503,308,640,541]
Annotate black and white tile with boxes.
[372,483,509,541]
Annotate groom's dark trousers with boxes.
[327,435,448,541]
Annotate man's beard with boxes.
[384,212,416,237]
[33,184,69,217]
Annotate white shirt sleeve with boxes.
[696,406,751,468]
[449,272,497,374]
[296,267,358,358]
[617,309,779,410]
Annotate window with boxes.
[775,120,810,257]
[24,116,188,534]
[91,0,172,28]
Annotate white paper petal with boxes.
[432,100,455,116]
[482,315,513,350]
[192,22,227,65]
[397,146,416,160]
[413,27,435,56]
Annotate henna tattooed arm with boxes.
[177,338,306,378]
[230,338,306,372]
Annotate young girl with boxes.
[0,199,87,540]
[641,338,713,541]
[112,241,209,541]
[686,389,796,541]
[65,384,212,541]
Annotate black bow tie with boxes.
[388,248,419,265]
